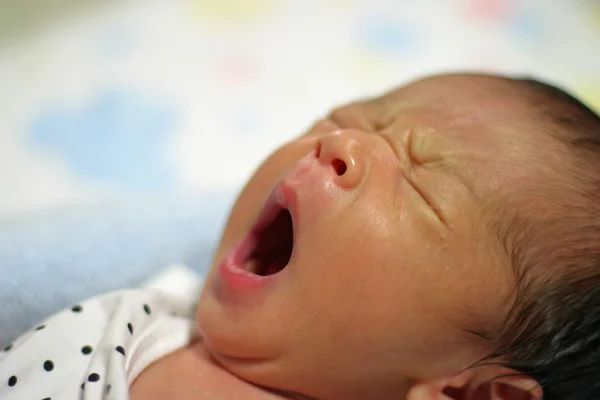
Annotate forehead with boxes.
[380,75,536,138]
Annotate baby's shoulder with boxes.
[0,288,194,400]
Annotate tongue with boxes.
[266,249,291,275]
[264,257,286,275]
[244,251,288,276]
[244,259,260,274]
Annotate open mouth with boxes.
[242,204,294,277]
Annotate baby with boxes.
[2,73,600,400]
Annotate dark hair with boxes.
[479,79,600,399]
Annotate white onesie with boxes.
[0,265,202,400]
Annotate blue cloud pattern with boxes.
[361,17,422,55]
[29,89,177,191]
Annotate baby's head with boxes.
[196,73,600,399]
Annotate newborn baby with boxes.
[3,73,600,400]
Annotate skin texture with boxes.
[132,74,552,399]
[129,338,290,400]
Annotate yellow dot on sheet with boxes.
[191,0,276,27]
[349,51,384,78]
[577,84,600,114]
[592,4,600,31]
[326,0,359,10]
[580,1,600,33]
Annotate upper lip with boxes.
[276,178,297,218]
[241,179,297,276]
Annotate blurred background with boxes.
[0,0,599,344]
[1,0,599,218]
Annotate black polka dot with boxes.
[143,304,151,315]
[8,375,16,387]
[106,384,111,394]
[71,305,83,313]
[43,360,54,371]
[4,344,12,352]
[88,373,100,382]
[115,346,125,356]
[35,325,46,331]
[42,398,51,400]
[81,345,93,355]
[127,322,133,334]
[81,382,85,390]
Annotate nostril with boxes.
[332,159,347,176]
[315,141,322,158]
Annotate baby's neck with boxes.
[130,340,295,400]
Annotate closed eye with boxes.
[379,133,449,229]
[402,171,449,230]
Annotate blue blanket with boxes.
[0,192,235,347]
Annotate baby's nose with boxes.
[315,130,366,189]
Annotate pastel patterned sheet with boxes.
[0,0,599,344]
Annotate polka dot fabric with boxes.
[0,289,194,399]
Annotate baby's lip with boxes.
[276,178,298,230]
[279,152,336,215]
[279,156,313,202]
[214,180,297,303]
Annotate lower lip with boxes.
[217,233,275,294]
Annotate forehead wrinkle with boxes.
[410,107,487,202]
[428,98,561,205]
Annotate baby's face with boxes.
[197,75,554,399]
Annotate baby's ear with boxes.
[406,366,542,400]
